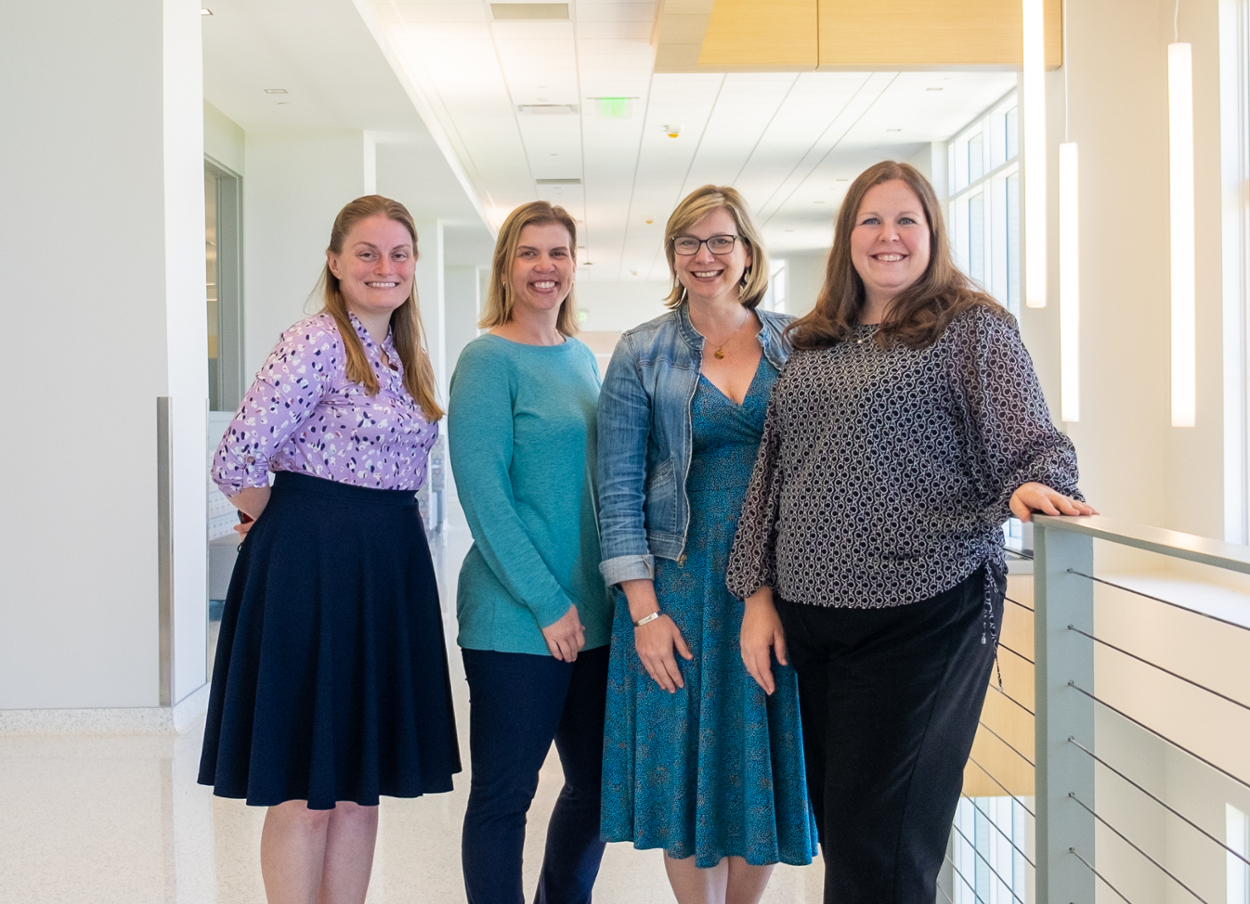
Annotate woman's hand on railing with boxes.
[740,586,787,696]
[1009,481,1098,522]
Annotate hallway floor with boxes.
[0,525,825,904]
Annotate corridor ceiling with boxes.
[203,0,1016,280]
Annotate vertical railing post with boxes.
[1033,518,1096,903]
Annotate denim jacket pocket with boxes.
[644,457,678,536]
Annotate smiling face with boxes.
[508,222,575,322]
[850,179,932,316]
[326,214,416,323]
[673,207,752,307]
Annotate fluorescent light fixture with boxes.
[1023,0,1047,307]
[1169,42,1196,427]
[1059,142,1080,422]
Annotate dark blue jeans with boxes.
[461,645,609,904]
[777,567,1004,904]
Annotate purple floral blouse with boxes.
[212,311,438,497]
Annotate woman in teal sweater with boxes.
[448,200,612,904]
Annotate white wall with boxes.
[780,251,827,317]
[242,129,374,375]
[445,264,483,377]
[575,280,671,332]
[0,0,206,708]
[203,101,244,175]
[1041,0,1227,540]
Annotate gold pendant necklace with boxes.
[708,310,750,359]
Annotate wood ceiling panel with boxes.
[700,0,817,70]
[819,0,1062,69]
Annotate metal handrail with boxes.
[1032,514,1250,575]
[1027,514,1250,904]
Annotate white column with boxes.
[164,0,210,706]
[413,219,448,400]
[0,0,206,708]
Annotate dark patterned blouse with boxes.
[726,305,1082,609]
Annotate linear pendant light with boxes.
[1059,142,1080,421]
[1023,0,1047,308]
[1169,40,1196,427]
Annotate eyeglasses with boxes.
[671,234,739,255]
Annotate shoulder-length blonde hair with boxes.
[788,160,1007,351]
[663,185,770,309]
[315,195,443,421]
[479,201,580,337]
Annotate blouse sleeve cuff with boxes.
[599,554,655,586]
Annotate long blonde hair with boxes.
[479,201,580,337]
[315,195,443,421]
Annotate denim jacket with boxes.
[596,303,792,586]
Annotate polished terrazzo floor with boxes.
[0,521,825,904]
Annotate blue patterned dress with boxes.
[601,356,819,867]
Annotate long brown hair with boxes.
[662,185,770,309]
[479,201,580,337]
[316,195,443,421]
[788,161,1008,351]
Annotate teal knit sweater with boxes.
[448,334,611,655]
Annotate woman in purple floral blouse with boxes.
[199,195,460,904]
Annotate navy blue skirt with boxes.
[198,471,461,809]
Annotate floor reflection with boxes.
[0,525,823,904]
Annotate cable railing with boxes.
[943,514,1250,904]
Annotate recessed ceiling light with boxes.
[886,128,902,132]
[201,8,213,15]
[491,3,569,20]
[517,104,578,116]
[926,87,943,91]
[264,88,288,95]
[536,178,581,185]
[836,178,849,182]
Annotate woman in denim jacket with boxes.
[597,185,818,904]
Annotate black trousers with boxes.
[777,567,1004,904]
[460,646,610,904]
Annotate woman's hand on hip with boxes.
[740,587,786,695]
[634,615,693,693]
[542,605,586,662]
[1009,482,1098,522]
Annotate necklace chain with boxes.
[702,309,751,360]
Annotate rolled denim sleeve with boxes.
[596,334,656,586]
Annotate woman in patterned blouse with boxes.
[727,161,1095,904]
[200,196,460,904]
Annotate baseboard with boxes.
[0,682,210,736]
